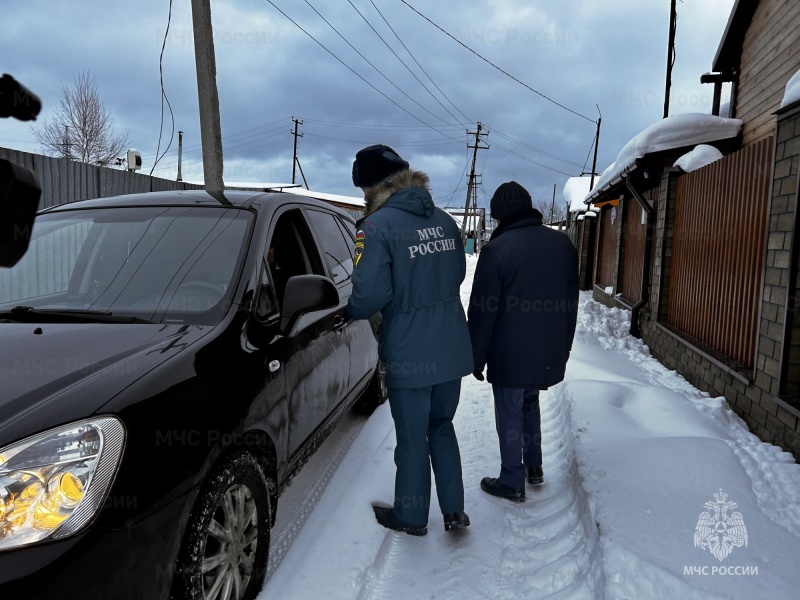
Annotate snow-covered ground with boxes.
[261,255,800,599]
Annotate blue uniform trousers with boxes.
[492,385,542,489]
[387,379,465,527]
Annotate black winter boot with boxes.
[373,505,427,536]
[443,511,470,532]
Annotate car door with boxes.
[272,207,352,461]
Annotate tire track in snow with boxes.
[348,375,605,600]
[266,416,364,580]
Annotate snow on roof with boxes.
[673,144,724,173]
[564,176,595,212]
[586,113,742,202]
[781,69,800,109]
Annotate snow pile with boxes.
[587,113,742,200]
[674,144,724,173]
[781,69,800,109]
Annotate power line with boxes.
[399,0,595,123]
[303,131,461,147]
[366,0,473,126]
[487,127,585,168]
[346,0,468,128]
[300,118,461,130]
[150,0,175,175]
[265,0,456,132]
[490,141,575,177]
[303,0,453,127]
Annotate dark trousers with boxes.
[387,379,465,527]
[491,384,542,489]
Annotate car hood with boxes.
[0,322,210,442]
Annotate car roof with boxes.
[39,189,356,221]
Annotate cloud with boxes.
[1,0,737,207]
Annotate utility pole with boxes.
[291,117,303,185]
[590,115,602,190]
[176,130,183,182]
[461,122,489,249]
[664,0,677,118]
[550,184,556,225]
[190,0,227,203]
[60,125,73,160]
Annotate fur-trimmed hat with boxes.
[490,181,532,221]
[352,144,409,188]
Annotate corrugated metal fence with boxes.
[620,188,658,304]
[595,205,617,289]
[667,137,773,368]
[0,147,203,209]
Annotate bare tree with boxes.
[32,71,129,166]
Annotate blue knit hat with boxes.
[352,144,409,188]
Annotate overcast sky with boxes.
[1,0,736,211]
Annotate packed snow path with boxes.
[261,257,800,600]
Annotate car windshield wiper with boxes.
[0,306,154,324]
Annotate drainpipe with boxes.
[626,178,654,338]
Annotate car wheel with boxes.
[174,451,272,600]
[355,362,388,415]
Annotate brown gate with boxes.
[620,189,658,304]
[667,138,773,368]
[595,205,617,289]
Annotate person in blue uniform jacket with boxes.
[346,144,473,535]
[468,181,578,503]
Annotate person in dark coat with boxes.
[468,181,578,502]
[346,144,473,535]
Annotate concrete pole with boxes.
[176,130,183,182]
[190,0,227,202]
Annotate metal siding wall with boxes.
[667,138,772,367]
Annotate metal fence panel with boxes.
[667,137,773,367]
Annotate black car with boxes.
[0,190,386,599]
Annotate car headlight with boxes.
[0,416,125,551]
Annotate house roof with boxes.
[712,0,760,73]
[585,113,742,204]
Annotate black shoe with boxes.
[480,477,525,502]
[526,466,544,485]
[373,505,427,536]
[443,511,470,532]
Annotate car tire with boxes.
[173,451,273,600]
[355,362,388,415]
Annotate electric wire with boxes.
[399,0,594,123]
[265,0,459,134]
[303,0,453,127]
[346,0,468,128]
[491,140,575,177]
[487,127,584,168]
[367,0,473,126]
[150,0,175,175]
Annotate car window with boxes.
[305,209,354,284]
[266,209,325,313]
[254,260,278,321]
[0,206,253,325]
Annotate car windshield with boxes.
[0,205,252,325]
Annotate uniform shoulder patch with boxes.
[354,228,365,267]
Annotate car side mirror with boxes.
[280,274,339,335]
